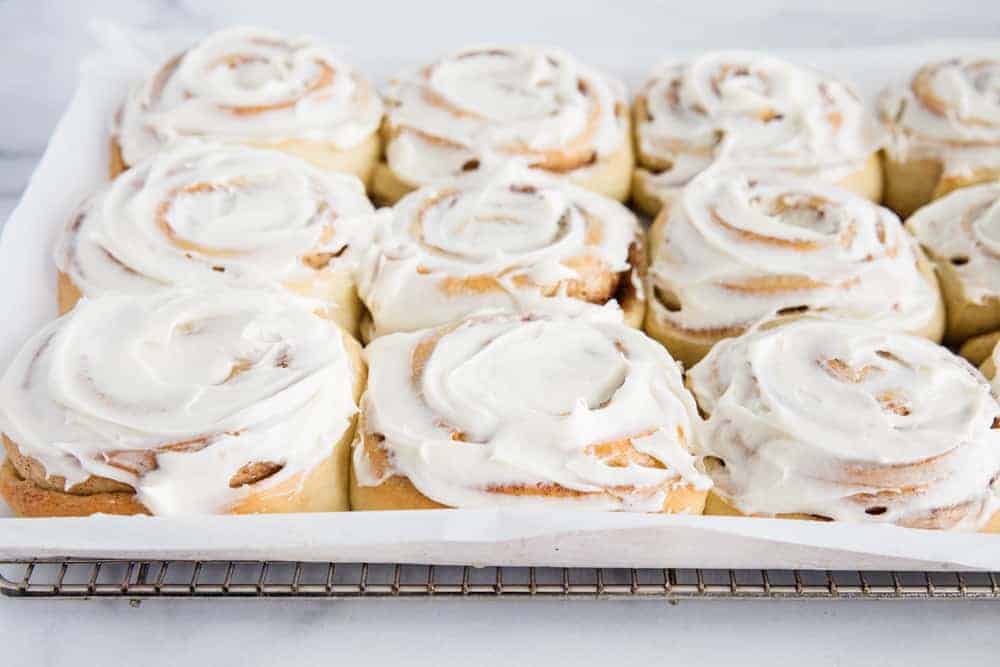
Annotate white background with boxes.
[2,1,1000,665]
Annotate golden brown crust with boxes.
[704,489,1000,533]
[0,329,366,517]
[921,245,1000,346]
[370,133,634,207]
[631,152,884,219]
[883,152,1000,220]
[110,133,382,189]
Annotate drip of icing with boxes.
[55,141,374,299]
[382,46,628,186]
[116,26,383,165]
[635,51,883,195]
[354,313,710,510]
[907,183,1000,304]
[647,169,940,334]
[356,165,639,336]
[879,58,1000,173]
[0,289,359,515]
[688,318,1000,529]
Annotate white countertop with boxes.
[2,1,1000,665]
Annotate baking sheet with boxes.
[2,22,1000,570]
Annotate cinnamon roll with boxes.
[357,165,645,339]
[371,46,632,205]
[56,142,374,337]
[645,169,944,367]
[687,318,1000,531]
[351,312,710,511]
[906,183,1000,345]
[113,26,383,184]
[632,52,883,217]
[0,289,365,517]
[880,58,1000,218]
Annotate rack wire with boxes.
[2,559,999,600]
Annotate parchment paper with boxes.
[2,22,1000,570]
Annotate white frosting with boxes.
[354,313,710,510]
[56,141,374,301]
[0,289,359,515]
[116,26,383,165]
[648,169,940,336]
[688,318,1000,529]
[907,183,1000,304]
[880,58,1000,172]
[382,46,629,186]
[356,165,640,336]
[635,51,882,197]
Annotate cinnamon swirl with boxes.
[687,318,1000,531]
[55,142,374,337]
[0,289,365,516]
[632,52,884,217]
[357,165,645,339]
[880,58,1000,218]
[644,169,944,367]
[906,183,1000,345]
[371,46,632,205]
[113,26,383,184]
[351,312,709,511]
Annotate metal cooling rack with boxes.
[2,559,1000,600]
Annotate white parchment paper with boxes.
[2,23,1000,570]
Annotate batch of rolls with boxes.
[2,26,1000,532]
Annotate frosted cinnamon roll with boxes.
[632,52,883,217]
[357,165,645,339]
[688,318,1000,531]
[645,170,944,367]
[906,183,1000,346]
[55,142,374,336]
[371,46,632,205]
[0,289,365,517]
[880,58,1000,218]
[113,26,383,184]
[351,312,710,511]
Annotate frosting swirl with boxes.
[0,289,360,515]
[880,58,1000,170]
[907,183,1000,304]
[353,312,710,510]
[381,46,629,186]
[357,166,643,337]
[56,142,374,324]
[634,52,882,197]
[647,170,941,339]
[688,318,1000,529]
[116,26,383,165]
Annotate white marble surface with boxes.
[2,1,1000,665]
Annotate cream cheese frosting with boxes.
[0,289,359,515]
[381,45,629,186]
[56,141,374,302]
[907,183,1000,304]
[879,57,1000,172]
[354,312,710,510]
[356,165,641,337]
[634,51,882,197]
[647,169,941,336]
[688,318,1000,529]
[115,26,383,165]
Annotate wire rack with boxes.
[3,559,1000,600]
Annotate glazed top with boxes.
[381,45,630,186]
[688,318,1000,529]
[635,51,882,193]
[116,26,383,165]
[354,312,710,510]
[0,289,360,515]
